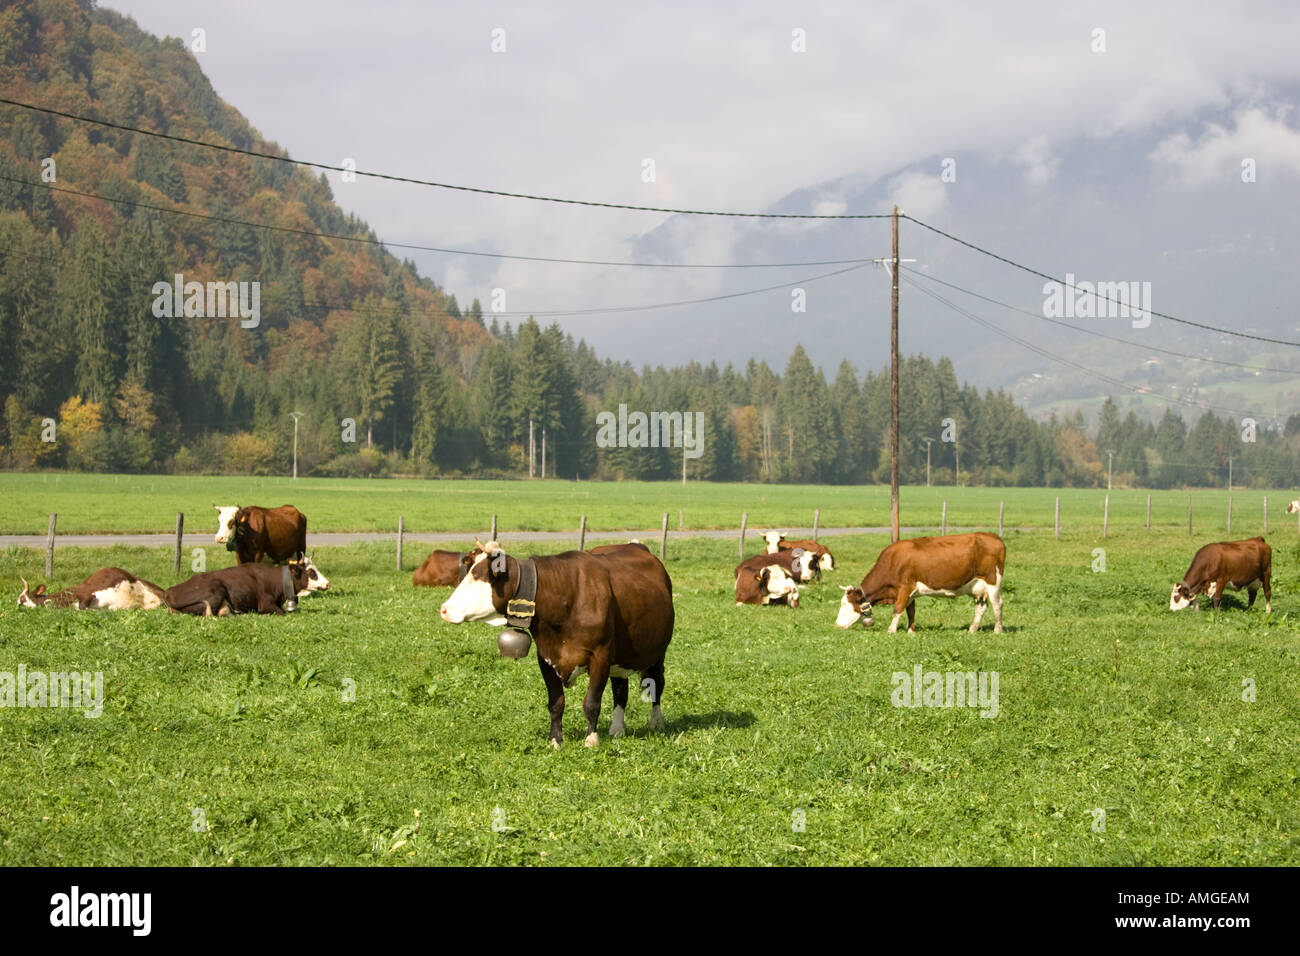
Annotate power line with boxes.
[0,96,892,220]
[899,273,1258,420]
[901,214,1300,348]
[0,173,869,269]
[900,265,1300,377]
[0,244,864,322]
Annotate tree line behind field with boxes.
[1,0,1297,488]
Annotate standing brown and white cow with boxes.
[17,568,166,610]
[1170,537,1272,612]
[214,504,308,565]
[439,540,674,748]
[836,532,1006,634]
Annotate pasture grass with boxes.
[0,526,1296,866]
[0,472,1293,538]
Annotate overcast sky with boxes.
[109,1,1300,396]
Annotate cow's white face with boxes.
[790,548,815,581]
[298,556,330,593]
[762,565,800,606]
[836,586,873,628]
[1169,584,1195,611]
[763,532,785,554]
[16,578,42,608]
[1287,500,1300,515]
[214,505,239,543]
[440,547,506,625]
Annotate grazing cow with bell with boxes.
[439,540,674,749]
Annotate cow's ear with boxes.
[758,568,770,586]
[34,584,46,595]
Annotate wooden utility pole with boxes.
[890,205,900,543]
[290,410,304,480]
[528,418,535,478]
[922,437,934,488]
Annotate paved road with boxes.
[0,526,993,549]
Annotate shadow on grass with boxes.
[654,709,757,734]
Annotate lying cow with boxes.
[837,532,1006,634]
[1286,500,1300,515]
[763,532,835,572]
[17,568,165,610]
[1170,537,1272,613]
[734,562,802,607]
[214,504,307,564]
[439,540,674,748]
[164,557,328,616]
[412,550,469,587]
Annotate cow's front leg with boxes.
[905,600,916,633]
[538,655,566,749]
[583,654,611,748]
[609,677,628,737]
[888,589,911,633]
[1213,579,1227,612]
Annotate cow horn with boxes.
[839,585,852,591]
[20,576,28,593]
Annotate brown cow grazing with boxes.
[734,562,801,607]
[836,532,1006,634]
[17,568,165,610]
[439,540,674,748]
[214,504,307,565]
[763,532,835,572]
[413,550,469,587]
[1170,538,1272,612]
[164,558,327,616]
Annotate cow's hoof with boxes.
[584,732,599,748]
[609,712,625,737]
[549,738,561,750]
[648,707,665,731]
[994,626,1003,635]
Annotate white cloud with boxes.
[1148,107,1300,187]
[1013,135,1061,188]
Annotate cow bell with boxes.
[498,628,532,659]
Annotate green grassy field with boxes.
[0,516,1297,865]
[0,472,1295,536]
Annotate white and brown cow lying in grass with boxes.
[1170,537,1271,613]
[762,531,835,573]
[836,532,1006,634]
[17,568,166,610]
[734,550,814,607]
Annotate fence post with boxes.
[45,512,56,579]
[1263,496,1268,534]
[397,516,404,571]
[998,501,1004,537]
[679,508,683,530]
[174,512,184,575]
[1146,494,1151,531]
[813,508,820,542]
[739,512,748,559]
[491,514,497,542]
[1227,495,1233,535]
[1188,495,1193,536]
[941,501,947,536]
[578,514,587,551]
[1103,494,1109,538]
[1054,496,1060,540]
[660,512,669,560]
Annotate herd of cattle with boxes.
[14,501,1280,747]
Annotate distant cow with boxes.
[1170,537,1272,613]
[17,568,165,610]
[764,532,835,574]
[164,557,328,617]
[837,532,1006,634]
[214,504,307,565]
[413,550,469,587]
[439,540,674,748]
[734,561,801,607]
[1286,500,1300,515]
[737,548,816,594]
